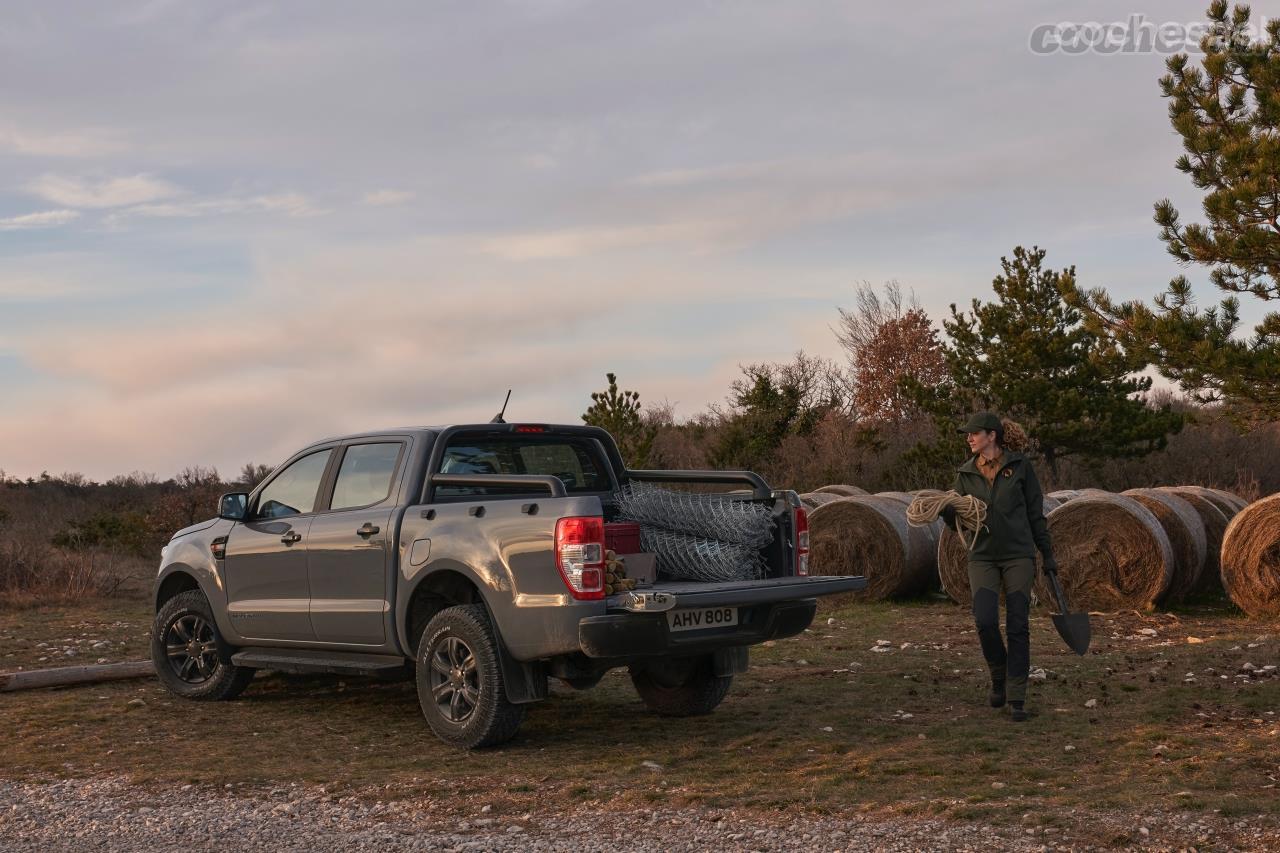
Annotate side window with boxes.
[330,442,402,511]
[255,450,332,520]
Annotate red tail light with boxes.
[794,506,810,576]
[554,516,606,599]
[515,424,547,433]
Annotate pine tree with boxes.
[938,247,1184,481]
[707,353,845,471]
[582,373,656,468]
[1069,2,1280,425]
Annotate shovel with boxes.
[1046,570,1091,655]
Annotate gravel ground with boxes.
[2,777,1278,852]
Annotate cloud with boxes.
[362,189,415,206]
[0,125,128,158]
[25,173,181,209]
[103,191,327,223]
[0,209,81,231]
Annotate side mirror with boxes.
[218,492,249,521]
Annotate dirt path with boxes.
[3,777,1278,852]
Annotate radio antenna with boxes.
[490,389,512,424]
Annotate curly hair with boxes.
[999,417,1030,452]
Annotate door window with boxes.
[255,450,332,519]
[330,442,402,510]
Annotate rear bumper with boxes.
[578,597,818,659]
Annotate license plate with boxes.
[666,606,739,632]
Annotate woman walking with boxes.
[941,411,1057,722]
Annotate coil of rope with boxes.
[906,490,989,551]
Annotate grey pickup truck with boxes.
[151,423,865,748]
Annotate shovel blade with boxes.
[1052,612,1091,656]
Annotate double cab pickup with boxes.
[152,423,865,748]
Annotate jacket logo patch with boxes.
[1003,470,1012,477]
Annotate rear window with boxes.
[434,436,610,497]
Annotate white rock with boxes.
[1084,699,1098,708]
[1064,744,1075,752]
[821,726,833,732]
[641,761,662,772]
[827,618,836,626]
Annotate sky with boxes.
[0,0,1264,481]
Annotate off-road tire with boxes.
[629,655,733,717]
[416,604,525,749]
[151,590,255,701]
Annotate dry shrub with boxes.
[0,540,131,608]
[1121,488,1206,604]
[809,496,934,603]
[1035,492,1174,611]
[1220,492,1280,618]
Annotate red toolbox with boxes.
[604,522,641,555]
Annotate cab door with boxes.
[305,440,405,646]
[223,447,335,643]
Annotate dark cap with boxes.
[957,411,1002,434]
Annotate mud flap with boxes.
[495,632,548,704]
[712,646,749,677]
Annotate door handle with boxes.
[357,523,380,537]
[281,531,302,545]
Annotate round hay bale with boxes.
[1121,488,1207,604]
[799,491,843,510]
[1041,495,1062,514]
[1192,484,1244,512]
[1048,489,1080,503]
[1208,488,1248,513]
[874,491,914,505]
[814,484,868,497]
[1220,492,1280,618]
[1035,492,1174,612]
[936,497,1058,605]
[1165,486,1239,521]
[912,488,945,497]
[809,496,934,602]
[1154,487,1230,595]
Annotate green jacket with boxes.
[950,450,1054,563]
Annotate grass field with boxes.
[2,594,1278,845]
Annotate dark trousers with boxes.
[967,557,1035,702]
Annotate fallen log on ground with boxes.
[0,660,154,693]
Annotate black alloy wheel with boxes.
[163,613,219,684]
[428,635,481,723]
